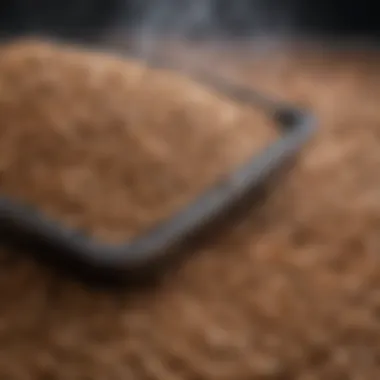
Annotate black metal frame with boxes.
[0,73,316,285]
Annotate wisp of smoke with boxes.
[103,0,296,71]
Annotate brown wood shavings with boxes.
[1,42,380,380]
[0,40,276,243]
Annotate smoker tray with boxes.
[0,63,316,285]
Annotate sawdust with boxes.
[0,39,275,243]
[1,41,380,379]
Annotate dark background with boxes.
[0,0,378,44]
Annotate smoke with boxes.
[131,0,217,38]
[125,0,221,59]
[102,0,297,61]
[126,0,296,37]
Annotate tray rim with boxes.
[0,70,316,285]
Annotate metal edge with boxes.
[0,73,317,284]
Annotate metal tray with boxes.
[0,68,316,285]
